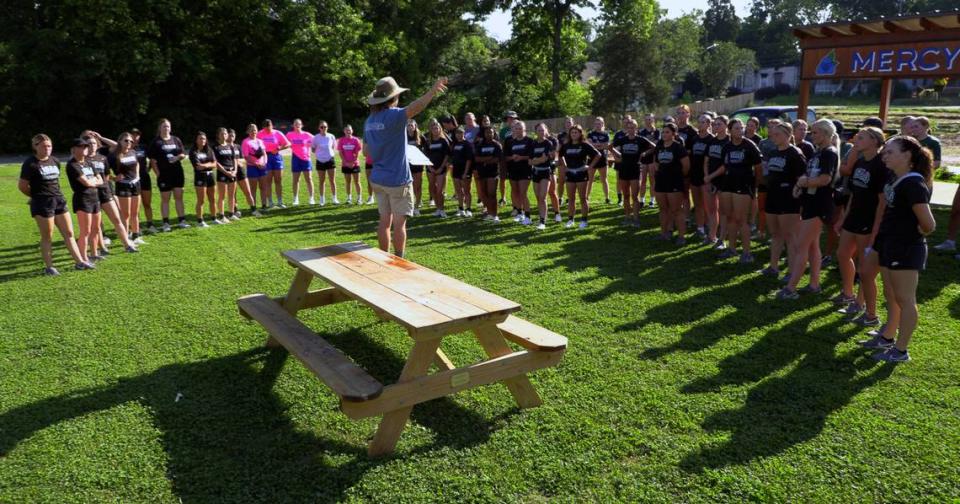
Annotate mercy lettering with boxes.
[851,46,960,74]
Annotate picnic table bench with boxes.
[238,242,567,456]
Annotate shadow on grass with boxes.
[679,307,896,471]
[0,341,500,502]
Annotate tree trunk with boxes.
[552,0,567,97]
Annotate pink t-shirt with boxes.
[286,130,312,161]
[241,137,267,168]
[337,136,362,167]
[256,129,290,154]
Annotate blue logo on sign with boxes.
[816,50,838,76]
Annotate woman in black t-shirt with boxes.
[759,122,806,278]
[611,118,655,225]
[66,138,102,265]
[793,120,817,160]
[864,136,936,362]
[84,133,137,254]
[529,123,557,229]
[147,118,189,230]
[110,132,143,242]
[586,117,612,204]
[213,127,239,223]
[716,119,763,262]
[653,123,691,244]
[690,113,715,240]
[559,124,602,228]
[130,129,156,233]
[17,134,88,275]
[779,119,840,299]
[834,127,888,323]
[503,121,534,224]
[556,116,575,193]
[189,131,217,227]
[474,126,503,221]
[425,119,452,218]
[702,115,729,246]
[450,128,475,217]
[407,120,427,215]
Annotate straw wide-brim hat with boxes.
[368,76,409,105]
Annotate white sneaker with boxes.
[536,222,546,230]
[456,209,464,217]
[332,196,340,204]
[934,240,956,252]
[413,208,421,216]
[555,213,562,222]
[178,221,191,229]
[230,214,240,221]
[162,223,172,232]
[147,225,159,234]
[134,237,147,245]
[292,197,300,206]
[433,209,441,217]
[430,199,436,207]
[521,216,532,225]
[483,214,493,221]
[309,197,316,205]
[198,221,210,228]
[346,195,353,204]
[103,236,112,246]
[510,208,519,217]
[464,210,473,218]
[439,210,448,218]
[277,202,287,209]
[367,196,375,204]
[252,209,262,217]
[356,198,362,205]
[492,216,500,223]
[578,220,588,229]
[566,219,575,228]
[318,196,325,206]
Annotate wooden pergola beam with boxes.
[883,20,909,33]
[820,26,849,38]
[919,17,942,30]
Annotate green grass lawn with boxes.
[1,161,959,502]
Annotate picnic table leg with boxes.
[270,268,313,347]
[472,323,543,409]
[368,337,443,457]
[432,348,456,371]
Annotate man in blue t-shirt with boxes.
[364,76,447,258]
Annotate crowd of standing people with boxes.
[17,99,947,362]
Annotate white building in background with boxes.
[732,65,801,92]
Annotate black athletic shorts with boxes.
[565,167,588,184]
[618,166,641,181]
[801,201,833,222]
[217,172,237,184]
[72,192,100,214]
[317,160,335,171]
[158,168,185,191]
[410,164,425,174]
[30,195,68,218]
[452,165,471,179]
[508,165,531,181]
[235,165,247,181]
[342,166,360,175]
[654,175,684,193]
[478,164,499,179]
[365,162,373,171]
[765,192,801,215]
[842,214,875,235]
[194,171,215,188]
[428,166,447,176]
[531,166,552,183]
[757,183,767,194]
[97,185,114,205]
[875,234,927,271]
[115,180,141,197]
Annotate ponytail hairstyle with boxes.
[891,136,934,188]
[216,127,229,145]
[772,122,795,145]
[116,132,133,154]
[661,122,679,141]
[156,118,171,137]
[811,118,840,152]
[859,126,885,150]
[31,133,51,155]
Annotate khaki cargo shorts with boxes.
[372,182,415,217]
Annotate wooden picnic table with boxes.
[238,242,567,456]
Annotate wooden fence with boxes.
[522,93,755,133]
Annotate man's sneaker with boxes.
[872,348,910,363]
[758,266,779,277]
[43,267,60,276]
[579,220,588,229]
[831,293,856,306]
[536,222,546,230]
[850,313,880,327]
[798,284,822,294]
[292,197,300,206]
[521,216,532,225]
[776,288,799,300]
[554,213,562,222]
[178,221,191,229]
[838,302,864,316]
[566,219,575,228]
[858,334,896,350]
[162,223,172,232]
[933,240,956,252]
[717,248,736,260]
[739,252,755,264]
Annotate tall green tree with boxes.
[697,41,756,97]
[702,0,741,45]
[592,0,659,112]
[507,0,595,95]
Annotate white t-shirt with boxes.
[311,132,337,162]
